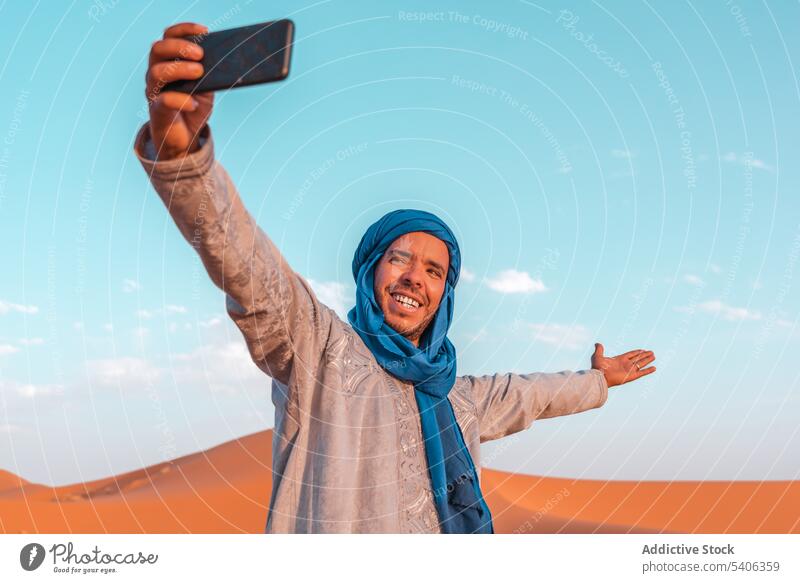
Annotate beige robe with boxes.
[134,123,609,533]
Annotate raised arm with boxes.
[134,22,332,386]
[134,124,333,386]
[462,369,608,443]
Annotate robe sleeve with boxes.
[461,369,609,443]
[133,123,333,386]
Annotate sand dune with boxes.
[1,430,797,534]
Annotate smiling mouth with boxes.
[391,292,421,312]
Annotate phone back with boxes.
[164,19,293,94]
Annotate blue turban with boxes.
[347,209,493,534]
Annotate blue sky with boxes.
[0,0,798,485]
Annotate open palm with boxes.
[591,342,656,388]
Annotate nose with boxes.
[400,261,425,290]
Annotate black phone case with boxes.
[163,19,293,94]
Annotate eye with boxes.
[428,269,442,278]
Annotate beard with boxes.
[385,308,437,345]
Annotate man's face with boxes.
[372,231,450,347]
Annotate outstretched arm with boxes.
[464,342,657,443]
[134,22,333,388]
[134,124,333,386]
[463,369,608,443]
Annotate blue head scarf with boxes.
[347,209,493,534]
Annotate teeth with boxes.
[392,294,420,308]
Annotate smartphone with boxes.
[163,19,294,94]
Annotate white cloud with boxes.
[73,321,84,331]
[0,344,19,356]
[87,357,160,387]
[0,300,39,315]
[611,149,635,159]
[682,274,704,286]
[529,323,591,350]
[16,383,63,398]
[1,379,65,399]
[198,316,223,328]
[308,279,353,319]
[170,341,265,392]
[700,300,761,321]
[463,328,488,342]
[210,343,261,380]
[708,263,723,275]
[19,337,44,346]
[460,268,476,283]
[485,269,547,294]
[133,326,149,340]
[136,306,188,321]
[122,279,141,293]
[675,299,761,321]
[721,152,772,172]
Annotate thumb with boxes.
[594,342,604,358]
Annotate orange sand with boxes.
[2,430,797,533]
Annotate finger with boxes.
[636,365,656,378]
[163,22,208,39]
[147,60,204,90]
[149,38,203,67]
[632,352,655,367]
[153,91,199,112]
[620,349,646,360]
[621,364,656,384]
[194,91,214,104]
[594,342,604,358]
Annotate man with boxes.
[135,22,657,534]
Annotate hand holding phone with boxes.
[163,19,294,94]
[145,22,214,161]
[144,20,294,160]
